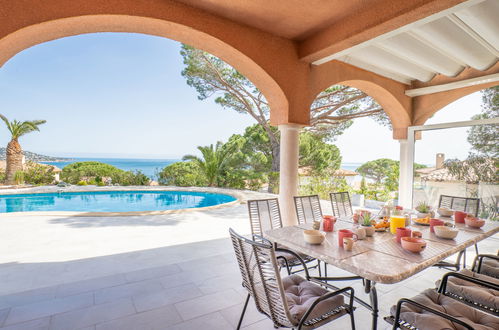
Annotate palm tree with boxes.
[183,141,238,187]
[0,115,46,184]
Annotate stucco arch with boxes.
[308,60,412,139]
[413,82,499,126]
[0,0,296,123]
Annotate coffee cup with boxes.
[396,227,412,243]
[338,229,357,247]
[454,211,466,223]
[412,230,422,238]
[343,237,355,251]
[312,220,321,230]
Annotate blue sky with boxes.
[0,33,485,164]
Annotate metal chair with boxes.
[329,192,353,218]
[436,269,499,315]
[248,198,320,275]
[472,254,499,279]
[247,198,283,236]
[294,195,323,225]
[438,195,481,217]
[386,272,499,329]
[435,195,481,271]
[229,228,356,330]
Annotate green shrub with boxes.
[158,161,206,186]
[77,180,87,186]
[97,181,106,186]
[61,162,150,186]
[299,176,351,200]
[23,162,55,185]
[14,171,25,185]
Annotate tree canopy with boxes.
[357,158,426,187]
[180,44,390,192]
[299,132,341,175]
[160,124,343,191]
[157,161,207,187]
[182,141,241,187]
[467,86,499,158]
[0,115,46,140]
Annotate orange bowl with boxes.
[465,217,485,229]
[401,237,427,253]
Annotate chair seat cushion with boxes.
[282,274,345,324]
[435,269,499,312]
[479,258,499,278]
[390,288,499,330]
[276,250,315,267]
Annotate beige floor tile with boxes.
[4,293,93,326]
[95,304,182,330]
[174,289,243,321]
[132,284,203,313]
[94,280,163,305]
[0,317,50,330]
[49,298,135,330]
[166,312,232,330]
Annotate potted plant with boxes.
[415,201,433,218]
[360,212,375,236]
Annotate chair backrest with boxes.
[329,192,353,218]
[438,195,480,217]
[294,195,323,224]
[247,198,283,236]
[229,228,294,328]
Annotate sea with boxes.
[41,158,362,180]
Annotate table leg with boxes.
[365,280,379,330]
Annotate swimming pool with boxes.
[0,190,237,213]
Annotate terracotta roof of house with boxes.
[333,169,358,177]
[419,168,457,182]
[0,161,62,172]
[298,167,358,177]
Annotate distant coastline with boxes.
[0,148,70,162]
[40,157,362,180]
[40,158,180,179]
[14,149,362,180]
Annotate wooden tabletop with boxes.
[264,218,499,284]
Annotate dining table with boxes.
[264,216,499,330]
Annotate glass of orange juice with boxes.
[390,215,406,234]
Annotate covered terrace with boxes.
[0,0,498,329]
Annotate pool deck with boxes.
[0,186,497,329]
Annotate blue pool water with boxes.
[0,191,236,213]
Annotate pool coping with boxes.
[0,186,258,217]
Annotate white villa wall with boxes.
[413,181,498,209]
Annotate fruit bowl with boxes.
[433,225,458,239]
[303,230,325,244]
[437,207,454,217]
[401,237,427,253]
[413,217,430,226]
[464,217,485,229]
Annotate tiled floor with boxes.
[0,235,497,330]
[0,193,497,329]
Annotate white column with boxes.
[398,133,415,209]
[278,124,302,226]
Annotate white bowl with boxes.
[303,230,325,245]
[433,226,458,239]
[437,207,454,217]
